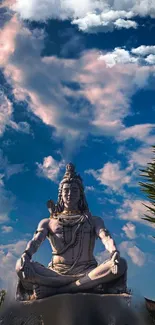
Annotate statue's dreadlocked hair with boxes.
[55,163,89,214]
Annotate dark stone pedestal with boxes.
[0,293,149,325]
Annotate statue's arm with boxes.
[94,216,118,255]
[23,218,49,259]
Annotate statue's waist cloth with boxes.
[48,258,98,276]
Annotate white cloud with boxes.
[0,15,20,66]
[12,0,155,32]
[99,47,155,68]
[114,18,138,29]
[145,54,155,65]
[1,225,13,233]
[128,146,153,167]
[0,185,15,224]
[0,240,27,290]
[131,45,155,56]
[128,246,146,266]
[0,90,31,137]
[98,48,138,67]
[72,10,137,32]
[119,241,146,266]
[122,222,137,239]
[0,240,27,255]
[95,250,110,263]
[36,156,65,182]
[0,91,13,136]
[117,199,155,228]
[117,144,154,189]
[86,162,130,191]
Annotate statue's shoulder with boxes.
[37,218,49,230]
[91,215,105,228]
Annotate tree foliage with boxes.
[0,290,6,308]
[139,146,155,225]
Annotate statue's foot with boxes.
[33,285,57,300]
[16,280,34,301]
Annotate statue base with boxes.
[0,292,150,325]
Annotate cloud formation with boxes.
[0,89,30,137]
[1,16,155,154]
[0,150,24,225]
[99,46,155,67]
[0,240,27,289]
[118,124,155,144]
[122,222,137,239]
[128,146,154,167]
[36,156,65,182]
[117,199,155,228]
[119,240,146,266]
[1,225,13,233]
[0,91,13,136]
[13,0,155,32]
[86,162,130,191]
[0,181,15,224]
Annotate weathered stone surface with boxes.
[16,163,128,301]
[0,293,150,325]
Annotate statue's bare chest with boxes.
[47,215,95,250]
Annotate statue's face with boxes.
[62,182,80,210]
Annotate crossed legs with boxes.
[56,257,127,294]
[16,258,127,300]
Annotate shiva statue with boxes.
[15,163,127,300]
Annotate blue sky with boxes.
[0,0,155,299]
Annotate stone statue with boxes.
[15,163,127,301]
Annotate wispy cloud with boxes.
[0,183,15,225]
[117,199,155,228]
[0,90,13,136]
[128,146,154,167]
[0,149,25,179]
[118,124,155,144]
[0,15,20,66]
[119,241,146,267]
[0,150,24,225]
[85,162,130,191]
[0,240,27,289]
[122,222,137,239]
[0,88,30,137]
[1,225,13,233]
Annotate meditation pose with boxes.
[16,163,127,300]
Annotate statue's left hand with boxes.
[111,251,120,275]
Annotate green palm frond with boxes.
[139,145,155,229]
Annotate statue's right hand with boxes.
[20,253,35,280]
